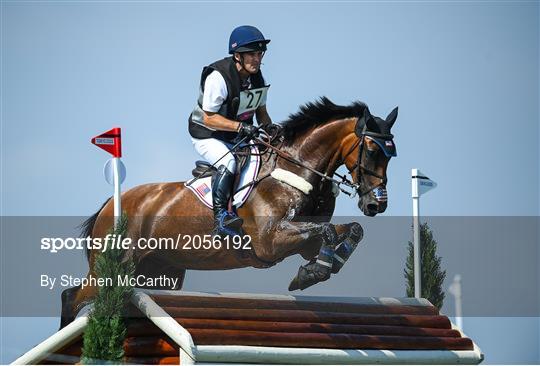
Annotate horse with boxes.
[60,97,398,327]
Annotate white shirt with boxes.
[202,70,267,113]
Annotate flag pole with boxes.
[91,127,124,230]
[412,182,421,298]
[112,157,122,229]
[411,168,437,299]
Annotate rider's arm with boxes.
[255,105,272,127]
[203,111,241,132]
[201,71,242,132]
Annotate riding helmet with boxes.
[229,25,271,54]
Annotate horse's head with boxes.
[343,107,398,216]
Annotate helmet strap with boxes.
[234,53,250,78]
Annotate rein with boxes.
[254,137,360,197]
[234,119,394,199]
[252,120,393,199]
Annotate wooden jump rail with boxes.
[16,289,484,365]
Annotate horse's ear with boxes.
[386,107,398,127]
[366,117,378,132]
[359,107,376,132]
[363,109,379,132]
[358,107,367,122]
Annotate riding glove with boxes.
[238,123,259,140]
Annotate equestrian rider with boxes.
[188,25,277,236]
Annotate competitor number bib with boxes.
[237,86,269,121]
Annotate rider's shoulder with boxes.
[206,56,234,72]
[203,70,228,98]
[205,70,226,86]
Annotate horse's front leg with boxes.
[252,220,351,291]
[287,221,363,291]
[330,222,364,275]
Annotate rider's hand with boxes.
[237,123,260,140]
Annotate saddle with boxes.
[191,145,253,180]
[191,160,217,179]
[186,144,261,209]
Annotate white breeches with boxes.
[191,137,243,174]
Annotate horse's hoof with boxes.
[288,262,331,291]
[288,276,302,291]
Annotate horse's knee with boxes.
[320,223,338,246]
[349,222,363,242]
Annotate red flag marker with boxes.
[91,127,122,157]
[91,127,124,229]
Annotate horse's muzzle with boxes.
[359,186,388,216]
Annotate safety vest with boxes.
[188,56,268,142]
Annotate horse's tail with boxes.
[79,197,111,261]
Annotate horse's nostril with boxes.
[367,203,378,212]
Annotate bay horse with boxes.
[60,97,398,327]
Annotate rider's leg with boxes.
[191,137,236,172]
[213,164,243,234]
[191,137,243,234]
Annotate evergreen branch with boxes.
[81,214,134,364]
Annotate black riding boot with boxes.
[212,165,243,236]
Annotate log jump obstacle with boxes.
[15,289,483,365]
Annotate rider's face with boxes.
[236,51,264,74]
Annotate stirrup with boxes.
[215,211,243,235]
[222,211,243,230]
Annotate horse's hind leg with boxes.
[58,276,99,329]
[59,285,81,329]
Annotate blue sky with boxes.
[1,1,539,364]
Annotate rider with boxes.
[188,25,276,236]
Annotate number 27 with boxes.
[246,90,263,109]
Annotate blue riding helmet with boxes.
[229,25,271,54]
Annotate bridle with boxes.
[341,123,393,197]
[252,118,395,199]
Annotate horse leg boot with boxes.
[212,165,243,236]
[289,224,339,291]
[331,222,363,274]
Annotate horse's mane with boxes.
[281,97,368,143]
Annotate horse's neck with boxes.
[292,119,355,178]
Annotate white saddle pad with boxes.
[185,145,261,209]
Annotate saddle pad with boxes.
[185,144,260,209]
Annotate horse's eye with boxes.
[366,148,377,157]
[366,142,379,153]
[365,138,378,151]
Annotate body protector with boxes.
[189,57,269,143]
